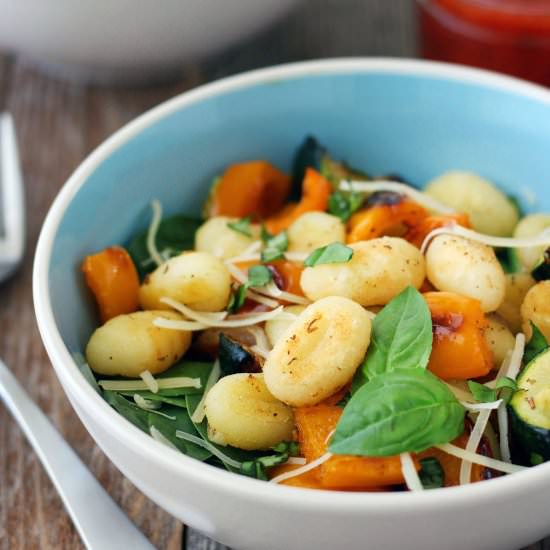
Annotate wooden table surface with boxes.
[0,1,548,549]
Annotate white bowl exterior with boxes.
[34,59,550,550]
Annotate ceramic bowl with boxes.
[34,59,550,550]
[0,0,299,83]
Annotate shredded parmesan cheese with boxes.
[146,199,164,267]
[437,443,526,474]
[421,223,550,254]
[160,297,228,323]
[341,180,455,214]
[154,306,285,331]
[175,430,243,469]
[150,426,179,451]
[461,400,503,411]
[285,457,307,465]
[250,345,270,360]
[190,360,221,424]
[269,452,333,484]
[245,289,280,308]
[140,370,159,394]
[506,333,526,382]
[400,452,424,491]
[247,326,272,351]
[98,377,201,392]
[133,394,161,410]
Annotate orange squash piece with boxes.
[347,199,427,243]
[208,161,291,219]
[265,168,332,234]
[294,405,415,490]
[268,259,304,297]
[82,246,140,323]
[424,291,493,380]
[405,213,471,248]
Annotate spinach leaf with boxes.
[78,362,101,394]
[103,391,149,433]
[118,391,188,408]
[524,322,549,364]
[147,405,211,460]
[227,217,252,237]
[329,369,465,456]
[418,457,445,489]
[154,361,214,396]
[304,242,353,267]
[361,286,432,382]
[127,214,202,278]
[328,191,364,222]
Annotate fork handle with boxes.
[0,360,155,550]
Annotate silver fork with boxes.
[0,114,155,549]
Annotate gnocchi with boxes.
[264,305,306,347]
[263,296,372,407]
[300,237,425,306]
[424,171,519,236]
[425,235,505,312]
[485,315,515,368]
[86,311,191,376]
[513,213,550,271]
[205,373,294,450]
[496,273,536,333]
[287,211,345,252]
[195,216,259,260]
[521,281,550,341]
[139,251,231,312]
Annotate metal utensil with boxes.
[0,360,156,549]
[0,114,155,549]
[0,113,24,282]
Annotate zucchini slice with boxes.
[509,348,550,464]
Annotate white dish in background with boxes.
[0,0,300,84]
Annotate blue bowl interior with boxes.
[49,69,550,354]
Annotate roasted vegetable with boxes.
[405,213,470,249]
[424,292,493,379]
[218,333,262,375]
[205,161,291,219]
[510,348,550,465]
[532,247,550,282]
[82,246,140,323]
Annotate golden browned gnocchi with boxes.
[204,373,294,450]
[425,235,505,312]
[424,171,519,236]
[513,213,550,271]
[195,216,259,260]
[263,296,372,407]
[264,305,306,347]
[300,237,425,306]
[86,311,191,376]
[139,251,231,312]
[496,273,536,333]
[485,315,515,368]
[287,211,345,252]
[521,281,550,341]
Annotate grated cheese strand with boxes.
[340,180,455,214]
[175,430,243,469]
[247,326,272,351]
[269,452,333,484]
[245,289,280,308]
[506,333,526,382]
[421,223,550,254]
[98,376,201,392]
[154,306,285,331]
[459,408,492,486]
[146,199,164,267]
[140,370,159,394]
[190,360,221,424]
[437,443,526,474]
[250,345,270,360]
[400,453,424,492]
[150,426,179,451]
[461,400,503,411]
[160,297,228,323]
[133,394,161,410]
[285,457,307,465]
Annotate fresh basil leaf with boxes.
[227,285,248,313]
[218,333,257,376]
[271,441,300,456]
[495,377,518,392]
[227,217,252,237]
[261,230,289,263]
[361,286,432,382]
[418,457,445,489]
[328,191,363,222]
[127,214,202,278]
[248,265,273,287]
[261,248,285,263]
[524,322,549,364]
[103,391,149,432]
[467,381,497,403]
[330,369,465,456]
[304,242,353,267]
[261,224,273,243]
[147,405,211,460]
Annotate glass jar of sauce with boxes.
[417,0,550,86]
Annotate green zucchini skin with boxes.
[509,405,550,466]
